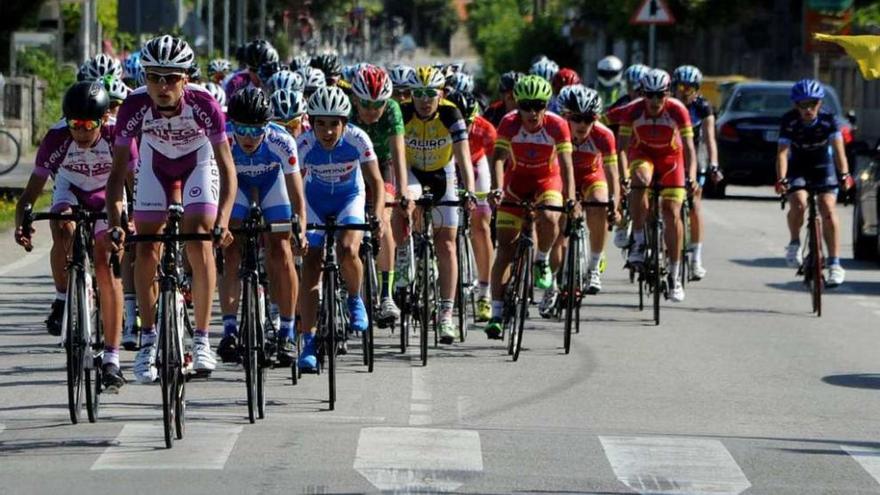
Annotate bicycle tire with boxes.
[65,270,85,425]
[242,279,257,424]
[652,217,662,326]
[563,233,577,354]
[811,215,823,316]
[362,247,375,372]
[86,284,103,423]
[256,282,267,418]
[456,233,468,343]
[0,130,21,176]
[504,245,526,356]
[159,291,174,448]
[325,271,337,411]
[397,286,410,354]
[512,253,531,362]
[419,241,430,366]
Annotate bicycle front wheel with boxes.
[159,292,175,448]
[0,130,21,176]
[325,272,338,411]
[362,249,375,372]
[810,216,823,316]
[242,278,257,424]
[512,254,531,362]
[563,236,577,355]
[65,270,85,425]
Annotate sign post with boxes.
[629,0,675,67]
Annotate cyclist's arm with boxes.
[604,156,620,211]
[363,159,385,220]
[453,139,475,193]
[490,147,509,192]
[558,150,576,202]
[617,133,631,182]
[14,173,48,231]
[107,144,131,229]
[212,140,238,229]
[831,134,850,176]
[704,114,718,166]
[284,172,307,237]
[390,133,408,197]
[776,142,791,182]
[683,134,698,184]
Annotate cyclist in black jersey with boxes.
[775,79,853,287]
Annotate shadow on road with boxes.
[822,373,880,390]
[731,257,790,269]
[767,280,880,297]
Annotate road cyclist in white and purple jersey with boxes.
[105,35,238,384]
[14,81,138,391]
[296,86,386,371]
[217,87,307,367]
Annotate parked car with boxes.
[710,81,856,198]
[852,140,880,260]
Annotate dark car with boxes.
[852,141,880,260]
[711,81,855,198]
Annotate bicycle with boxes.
[22,205,106,424]
[227,203,297,422]
[782,187,824,316]
[306,215,375,411]
[498,200,567,361]
[359,225,379,373]
[0,121,21,176]
[125,204,213,448]
[455,192,479,342]
[679,189,695,288]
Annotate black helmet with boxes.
[257,61,285,83]
[227,87,271,125]
[63,81,110,121]
[310,53,342,77]
[245,39,279,70]
[498,71,523,93]
[446,91,479,124]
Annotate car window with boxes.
[727,87,841,116]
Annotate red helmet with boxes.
[552,68,581,93]
[351,65,393,101]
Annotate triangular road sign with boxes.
[630,0,676,25]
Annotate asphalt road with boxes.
[2,186,880,495]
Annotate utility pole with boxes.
[208,0,214,57]
[223,0,230,58]
[81,0,91,62]
[259,0,267,39]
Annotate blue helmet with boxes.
[623,64,650,91]
[791,79,824,102]
[672,65,703,87]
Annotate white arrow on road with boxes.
[354,427,483,492]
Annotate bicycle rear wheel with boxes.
[256,284,267,419]
[419,243,430,366]
[0,130,21,176]
[504,246,526,356]
[65,270,85,425]
[242,279,257,424]
[512,254,531,362]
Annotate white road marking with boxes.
[842,445,880,485]
[0,244,51,277]
[457,395,472,424]
[354,427,483,492]
[409,355,432,425]
[91,423,242,470]
[600,436,751,494]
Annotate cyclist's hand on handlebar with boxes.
[14,225,33,252]
[841,172,855,192]
[213,225,234,248]
[709,164,723,184]
[775,178,790,196]
[107,226,126,253]
[566,198,583,218]
[464,191,477,211]
[488,189,503,209]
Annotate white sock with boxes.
[124,294,137,326]
[691,243,703,263]
[477,282,490,299]
[589,252,602,271]
[491,300,504,319]
[670,262,681,282]
[535,250,549,263]
[55,290,66,301]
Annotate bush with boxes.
[17,47,77,143]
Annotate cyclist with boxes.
[606,69,697,303]
[776,78,853,287]
[485,75,577,337]
[349,65,410,325]
[122,51,143,89]
[610,63,650,111]
[101,76,131,120]
[269,89,309,137]
[483,71,522,128]
[393,65,476,344]
[77,53,123,83]
[593,55,626,111]
[225,39,279,96]
[14,81,136,391]
[672,65,721,280]
[265,69,305,95]
[388,64,415,103]
[208,58,232,85]
[217,88,306,366]
[448,91,496,322]
[299,66,327,100]
[555,85,620,294]
[445,72,475,96]
[530,57,559,83]
[311,53,343,87]
[106,35,238,383]
[549,68,581,114]
[205,82,228,113]
[296,86,386,371]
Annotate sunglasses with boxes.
[412,88,440,99]
[232,123,266,137]
[145,72,186,85]
[518,100,547,112]
[676,83,698,94]
[359,98,387,109]
[644,91,667,100]
[67,119,102,131]
[567,113,596,124]
[796,99,820,110]
[273,117,302,130]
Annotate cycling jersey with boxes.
[401,99,468,172]
[686,96,713,143]
[229,122,299,222]
[594,81,626,111]
[609,93,634,111]
[224,70,257,97]
[115,84,227,222]
[572,122,617,196]
[779,109,840,190]
[468,115,496,213]
[483,100,509,128]
[35,120,138,234]
[349,98,404,182]
[297,124,376,246]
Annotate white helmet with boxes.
[558,84,602,115]
[78,54,123,82]
[298,66,327,91]
[207,58,232,77]
[103,76,131,102]
[140,35,195,70]
[266,70,305,94]
[596,55,624,86]
[270,89,307,120]
[388,64,415,89]
[445,72,475,95]
[641,68,671,93]
[529,58,559,82]
[205,82,227,110]
[307,86,351,118]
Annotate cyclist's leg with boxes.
[786,174,809,245]
[657,155,686,268]
[489,190,524,328]
[432,165,460,333]
[471,156,493,301]
[689,179,705,273]
[49,176,76,312]
[584,180,610,272]
[336,191,368,331]
[181,160,220,336]
[261,182,297,342]
[219,189,248,338]
[628,153,654,257]
[534,175,563,273]
[93,229,123,356]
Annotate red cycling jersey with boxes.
[469,115,497,164]
[572,121,617,194]
[606,97,693,155]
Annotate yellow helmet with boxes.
[408,65,446,89]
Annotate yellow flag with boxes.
[814,33,880,80]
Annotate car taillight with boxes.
[840,124,853,144]
[719,123,738,141]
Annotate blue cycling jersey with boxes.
[778,109,840,166]
[296,124,375,196]
[228,122,299,188]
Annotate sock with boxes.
[670,262,681,282]
[222,315,238,337]
[124,294,137,327]
[633,229,645,245]
[589,252,602,271]
[828,256,841,267]
[55,290,66,302]
[535,250,549,263]
[380,271,394,298]
[141,326,156,346]
[193,329,209,346]
[789,239,800,246]
[477,282,490,299]
[440,298,454,315]
[103,346,120,367]
[491,300,504,319]
[691,243,703,262]
[279,316,295,341]
[270,303,280,320]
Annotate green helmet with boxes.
[513,74,553,103]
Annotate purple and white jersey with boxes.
[224,70,257,98]
[34,120,138,209]
[114,84,226,171]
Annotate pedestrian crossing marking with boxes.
[91,423,242,470]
